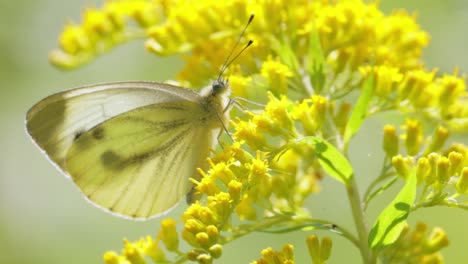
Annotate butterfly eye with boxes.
[212,80,227,95]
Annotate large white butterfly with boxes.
[26,80,231,219]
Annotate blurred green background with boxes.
[1,1,466,263]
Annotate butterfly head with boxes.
[212,78,229,96]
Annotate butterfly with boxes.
[26,79,233,219]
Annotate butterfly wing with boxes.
[65,101,216,219]
[26,81,217,219]
[26,81,200,168]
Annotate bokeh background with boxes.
[1,1,467,263]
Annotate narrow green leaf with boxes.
[259,223,333,234]
[368,172,417,249]
[364,177,399,208]
[299,137,353,184]
[308,29,326,93]
[343,75,374,145]
[271,36,300,75]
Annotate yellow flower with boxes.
[83,8,116,37]
[360,65,403,99]
[235,194,257,220]
[291,95,329,135]
[382,125,399,157]
[252,93,296,139]
[103,251,126,264]
[181,195,229,260]
[245,154,272,199]
[398,69,438,108]
[392,155,413,179]
[306,235,333,263]
[424,126,449,155]
[380,223,449,264]
[435,157,450,184]
[123,239,146,264]
[104,236,167,264]
[59,23,92,55]
[229,73,253,98]
[207,192,232,224]
[456,167,468,194]
[415,157,431,185]
[142,238,166,263]
[157,219,179,252]
[195,160,236,196]
[425,228,450,254]
[403,118,424,156]
[375,11,429,70]
[260,56,293,96]
[232,118,267,150]
[251,244,295,264]
[437,73,466,115]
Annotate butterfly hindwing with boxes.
[65,101,215,219]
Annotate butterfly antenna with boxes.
[217,14,255,82]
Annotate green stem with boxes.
[297,218,360,248]
[346,178,376,263]
[363,158,393,203]
[174,255,188,264]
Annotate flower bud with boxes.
[383,125,399,157]
[456,167,468,194]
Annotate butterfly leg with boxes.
[228,97,265,113]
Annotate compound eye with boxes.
[212,81,226,94]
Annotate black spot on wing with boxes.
[92,127,105,140]
[74,130,85,141]
[101,150,121,168]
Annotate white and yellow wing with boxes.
[26,81,200,168]
[26,81,216,219]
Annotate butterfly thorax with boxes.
[199,79,231,127]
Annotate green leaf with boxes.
[307,29,326,93]
[299,137,353,184]
[368,172,417,249]
[343,75,374,146]
[271,36,300,75]
[259,223,335,234]
[364,177,399,209]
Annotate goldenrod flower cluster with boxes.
[306,235,333,264]
[49,0,468,263]
[51,0,468,128]
[251,244,295,264]
[248,235,333,264]
[361,66,467,126]
[380,222,449,264]
[380,119,468,209]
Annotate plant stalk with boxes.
[346,178,376,263]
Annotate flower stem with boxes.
[346,178,376,263]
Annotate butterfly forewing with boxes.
[26,81,201,168]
